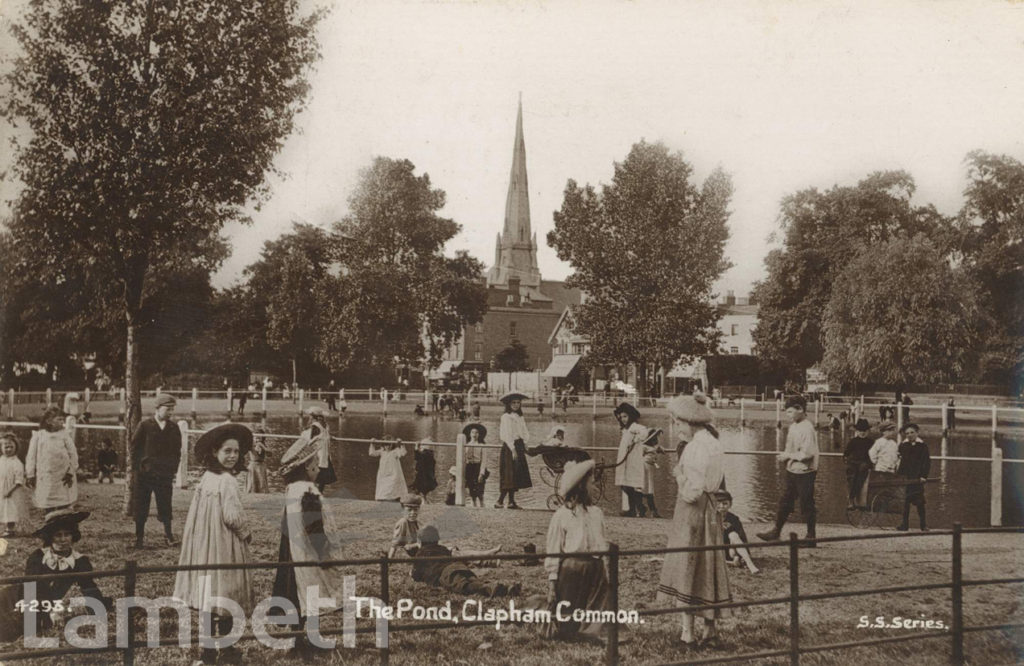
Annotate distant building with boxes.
[717,290,759,355]
[431,99,580,384]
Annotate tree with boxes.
[821,235,983,385]
[2,0,321,514]
[958,150,1024,386]
[320,157,487,371]
[752,171,952,371]
[494,341,529,372]
[547,141,731,396]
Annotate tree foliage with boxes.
[1,0,321,511]
[958,151,1024,384]
[494,341,529,372]
[751,171,952,370]
[547,141,731,395]
[821,235,983,385]
[319,157,487,370]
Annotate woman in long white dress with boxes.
[656,392,732,645]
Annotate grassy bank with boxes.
[1,482,1021,665]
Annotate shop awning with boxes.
[543,354,582,378]
[428,360,462,380]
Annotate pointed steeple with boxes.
[487,95,542,288]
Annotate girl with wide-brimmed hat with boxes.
[495,392,532,508]
[173,423,254,665]
[656,392,731,645]
[543,459,610,641]
[462,423,489,507]
[15,509,111,637]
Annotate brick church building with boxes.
[432,100,580,382]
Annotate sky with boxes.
[4,0,1024,297]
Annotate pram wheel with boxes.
[546,494,564,510]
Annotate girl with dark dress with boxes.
[495,392,532,509]
[413,440,438,497]
[21,509,111,636]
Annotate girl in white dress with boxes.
[369,439,407,501]
[26,406,78,511]
[173,423,254,666]
[0,432,27,536]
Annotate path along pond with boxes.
[141,411,1022,530]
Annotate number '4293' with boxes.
[13,599,65,613]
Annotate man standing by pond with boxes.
[131,393,182,548]
[897,424,930,531]
[757,396,819,545]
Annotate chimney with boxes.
[726,290,736,306]
[508,276,521,306]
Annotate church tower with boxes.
[486,96,542,288]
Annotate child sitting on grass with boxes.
[389,493,422,559]
[715,490,759,574]
[409,525,517,597]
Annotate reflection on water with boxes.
[200,413,1022,529]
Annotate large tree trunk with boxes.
[121,279,144,517]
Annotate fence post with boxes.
[119,388,126,424]
[227,388,233,415]
[7,389,13,418]
[124,559,137,666]
[261,386,268,418]
[176,420,190,489]
[455,434,466,506]
[789,533,800,666]
[298,389,304,416]
[84,387,91,412]
[991,447,1003,527]
[606,543,620,666]
[740,398,745,427]
[813,397,820,426]
[776,399,782,429]
[380,555,390,666]
[592,391,597,420]
[942,402,948,432]
[896,401,903,433]
[191,388,198,420]
[46,387,52,407]
[382,389,388,416]
[991,403,997,438]
[951,523,964,664]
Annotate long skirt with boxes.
[657,492,732,619]
[549,556,609,638]
[499,442,533,492]
[246,462,269,494]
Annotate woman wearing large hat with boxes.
[613,402,649,517]
[656,392,731,645]
[495,392,532,509]
[543,459,610,641]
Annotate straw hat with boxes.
[305,406,327,418]
[462,423,487,441]
[667,391,714,424]
[448,466,457,477]
[194,423,253,464]
[500,392,528,404]
[400,493,423,508]
[558,459,595,497]
[878,421,897,433]
[278,436,320,477]
[33,509,90,540]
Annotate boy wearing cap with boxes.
[389,494,422,559]
[409,525,513,597]
[897,424,930,531]
[843,419,874,508]
[129,393,181,548]
[869,422,901,474]
[757,397,819,544]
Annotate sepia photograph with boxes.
[0,0,1022,664]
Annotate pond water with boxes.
[172,412,1023,530]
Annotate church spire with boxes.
[487,95,542,288]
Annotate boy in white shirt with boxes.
[869,422,900,474]
[757,397,820,545]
